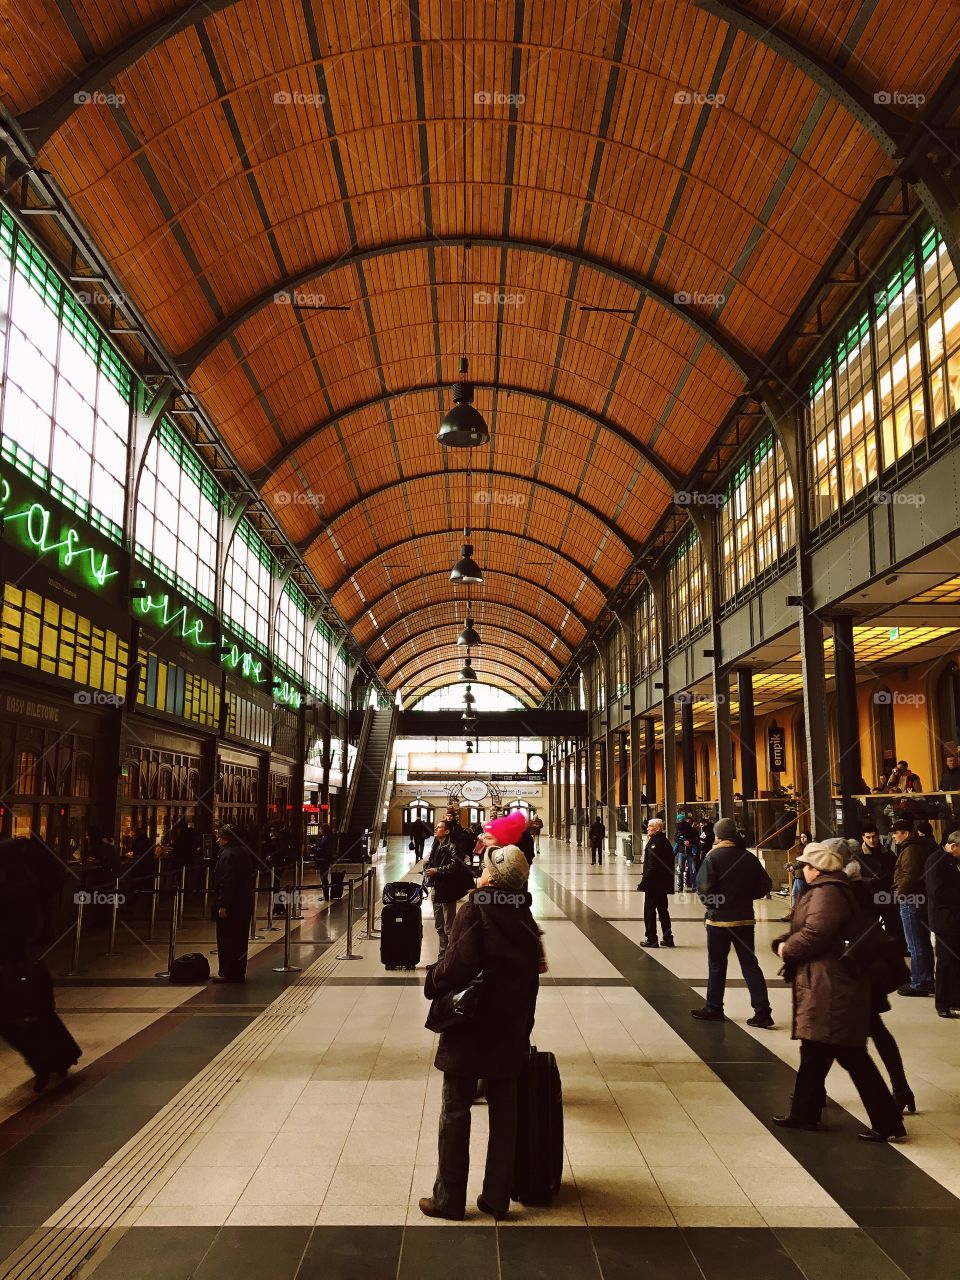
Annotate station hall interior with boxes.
[4,1,960,1277]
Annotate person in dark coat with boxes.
[691,817,774,1027]
[588,817,605,865]
[213,826,256,983]
[410,817,432,861]
[312,823,336,900]
[637,818,675,948]
[774,843,904,1141]
[938,755,960,792]
[853,825,899,940]
[444,807,475,861]
[891,819,935,996]
[419,843,542,1222]
[674,813,697,891]
[425,822,467,960]
[924,830,960,1018]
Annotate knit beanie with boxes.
[484,810,528,846]
[713,816,739,842]
[483,844,530,890]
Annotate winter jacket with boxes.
[924,848,960,937]
[892,835,930,898]
[516,830,536,864]
[588,821,605,848]
[638,832,674,895]
[424,888,540,1079]
[779,871,871,1046]
[850,841,896,894]
[696,841,771,924]
[425,839,471,905]
[213,840,255,913]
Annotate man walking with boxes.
[924,830,960,1018]
[529,811,544,853]
[691,816,774,1028]
[637,818,675,948]
[410,816,432,862]
[892,818,935,997]
[425,821,467,960]
[588,816,605,865]
[674,812,697,891]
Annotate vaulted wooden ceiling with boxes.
[5,0,956,703]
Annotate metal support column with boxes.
[737,668,759,843]
[643,717,657,810]
[833,614,863,838]
[714,666,734,818]
[662,696,677,830]
[573,747,584,847]
[799,606,833,838]
[680,697,696,806]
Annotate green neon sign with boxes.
[272,677,303,710]
[134,588,216,649]
[0,476,118,587]
[221,641,267,684]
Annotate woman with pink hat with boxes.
[478,810,535,865]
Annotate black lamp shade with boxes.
[457,617,481,647]
[437,380,489,448]
[460,660,477,681]
[450,543,483,584]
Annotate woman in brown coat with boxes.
[773,843,905,1142]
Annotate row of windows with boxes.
[0,211,350,711]
[666,534,708,654]
[718,434,796,607]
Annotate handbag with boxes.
[408,839,415,851]
[425,973,486,1033]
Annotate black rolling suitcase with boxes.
[0,960,82,1080]
[330,869,345,901]
[380,882,423,970]
[513,1046,563,1205]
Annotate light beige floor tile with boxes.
[263,1130,349,1166]
[759,1207,857,1228]
[282,1105,357,1135]
[673,1206,767,1228]
[633,1132,717,1165]
[150,1165,255,1207]
[184,1130,275,1168]
[581,1205,676,1227]
[238,1165,335,1206]
[136,1205,231,1226]
[324,1164,415,1206]
[572,1165,667,1208]
[730,1166,837,1208]
[649,1166,753,1208]
[226,1204,319,1226]
[318,1205,410,1226]
[339,1129,420,1164]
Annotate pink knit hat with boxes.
[484,810,528,845]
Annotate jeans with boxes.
[675,845,696,890]
[433,900,457,959]
[433,1074,518,1216]
[791,1039,901,1135]
[791,875,803,910]
[705,924,771,1015]
[900,901,934,989]
[643,891,673,943]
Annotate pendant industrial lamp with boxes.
[463,685,477,707]
[460,656,477,681]
[437,244,489,448]
[457,600,481,648]
[450,467,483,584]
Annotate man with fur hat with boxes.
[691,817,774,1028]
[420,843,542,1222]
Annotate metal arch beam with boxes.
[696,1,960,274]
[406,675,536,709]
[327,530,611,603]
[175,235,764,381]
[347,569,593,633]
[261,383,682,495]
[376,613,573,664]
[389,656,546,703]
[18,0,244,150]
[299,468,640,561]
[385,644,552,693]
[382,633,563,683]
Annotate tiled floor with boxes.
[1,839,960,1278]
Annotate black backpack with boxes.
[819,882,907,991]
[169,952,210,984]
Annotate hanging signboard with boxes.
[768,724,786,773]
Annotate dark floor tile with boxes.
[399,1225,497,1279]
[591,1226,702,1278]
[0,1161,93,1210]
[683,1228,805,1280]
[856,1225,960,1277]
[297,1226,403,1279]
[87,1226,219,1279]
[0,1224,34,1262]
[36,1102,158,1133]
[498,1226,602,1280]
[774,1228,909,1280]
[194,1226,311,1279]
[3,1124,129,1166]
[74,1079,185,1107]
[800,1149,960,1211]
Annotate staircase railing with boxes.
[339,704,374,838]
[367,705,399,855]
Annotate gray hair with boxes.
[647,818,663,832]
[947,831,960,847]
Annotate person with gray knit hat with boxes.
[691,817,774,1028]
[420,845,543,1222]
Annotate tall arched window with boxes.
[874,687,897,784]
[936,661,960,750]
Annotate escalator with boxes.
[338,706,398,860]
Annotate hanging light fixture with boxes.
[450,466,483,583]
[437,243,489,447]
[457,595,481,647]
[460,655,477,681]
[463,685,476,707]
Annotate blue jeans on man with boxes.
[705,924,772,1016]
[675,843,697,891]
[900,900,934,990]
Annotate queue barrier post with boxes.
[273,885,303,973]
[365,866,379,938]
[103,877,121,956]
[291,858,304,920]
[155,886,180,979]
[148,865,161,941]
[67,893,85,976]
[336,878,362,961]
[178,866,187,929]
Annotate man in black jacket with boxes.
[213,826,256,983]
[588,817,605,865]
[924,831,960,1017]
[637,818,675,948]
[410,817,432,861]
[425,822,469,959]
[691,816,774,1028]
